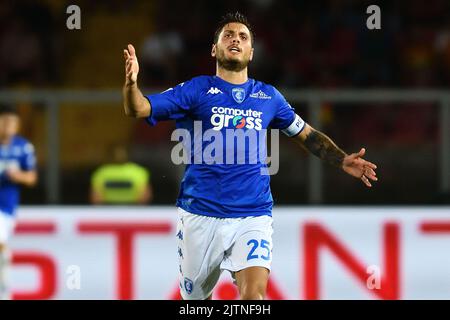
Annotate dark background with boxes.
[1,0,449,205]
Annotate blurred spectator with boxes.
[90,145,153,205]
[0,19,44,86]
[435,23,450,85]
[140,20,184,86]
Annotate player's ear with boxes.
[249,47,254,61]
[211,44,216,57]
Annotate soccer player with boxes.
[122,12,378,300]
[0,105,37,299]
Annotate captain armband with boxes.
[281,114,306,137]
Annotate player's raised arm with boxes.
[294,124,378,187]
[122,44,151,118]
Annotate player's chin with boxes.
[227,56,249,66]
[224,53,241,61]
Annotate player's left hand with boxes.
[342,148,378,187]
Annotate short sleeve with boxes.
[145,79,197,126]
[269,87,306,137]
[20,142,36,171]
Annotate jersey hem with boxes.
[177,203,272,219]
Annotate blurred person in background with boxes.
[123,12,378,300]
[140,18,184,86]
[0,104,37,300]
[90,145,153,205]
[0,19,43,86]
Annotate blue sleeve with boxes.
[145,79,197,126]
[270,87,305,137]
[20,142,36,171]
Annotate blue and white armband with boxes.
[281,114,306,137]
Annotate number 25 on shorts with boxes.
[246,239,271,261]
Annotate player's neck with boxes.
[215,67,248,85]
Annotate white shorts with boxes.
[0,212,16,244]
[176,207,274,300]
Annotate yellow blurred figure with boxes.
[90,145,153,204]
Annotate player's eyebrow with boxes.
[223,29,250,38]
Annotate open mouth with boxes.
[228,46,241,53]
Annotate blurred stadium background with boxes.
[0,0,449,299]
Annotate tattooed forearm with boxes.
[303,130,347,168]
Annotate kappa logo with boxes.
[207,87,223,95]
[250,90,272,99]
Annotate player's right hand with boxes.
[123,44,139,86]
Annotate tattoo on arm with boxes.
[303,130,346,168]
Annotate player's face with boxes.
[212,22,254,72]
[0,114,19,141]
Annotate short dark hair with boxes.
[213,12,254,45]
[0,104,18,116]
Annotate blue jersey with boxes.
[0,136,36,216]
[146,75,305,218]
